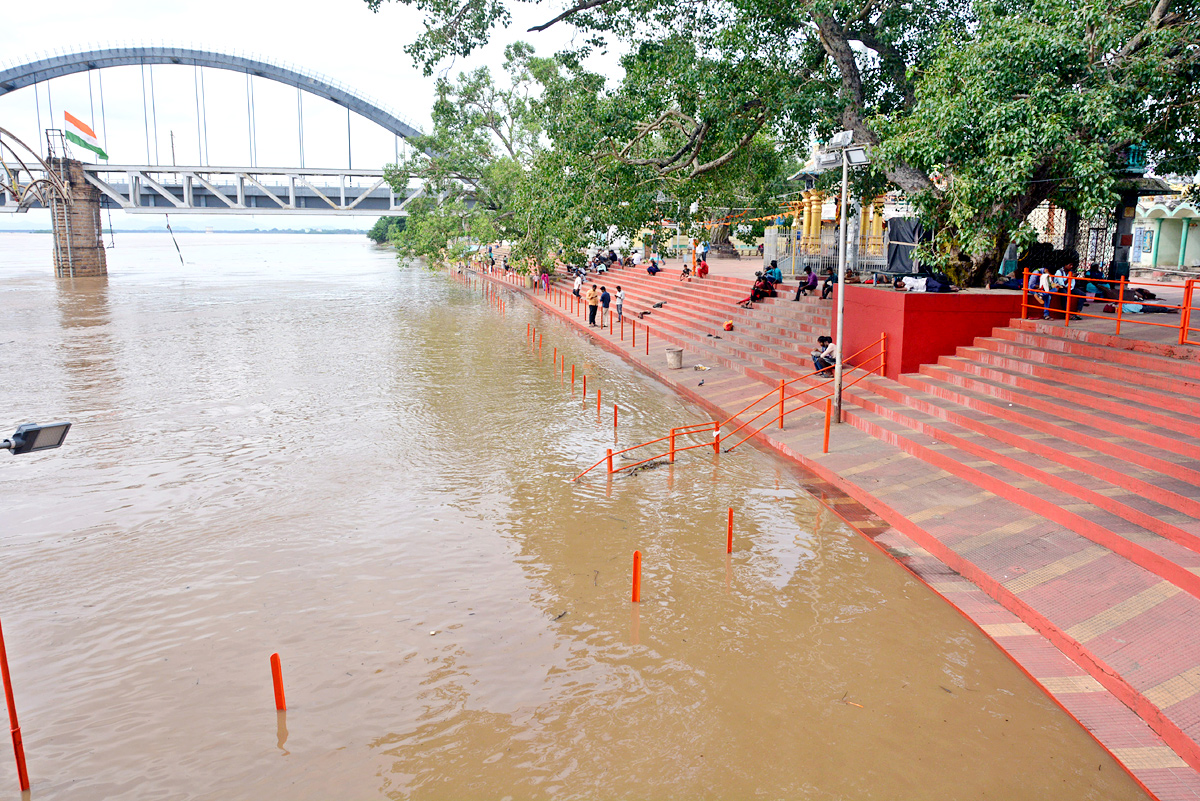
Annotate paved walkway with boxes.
[474,266,1200,800]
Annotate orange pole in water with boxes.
[778,379,785,430]
[823,398,832,454]
[0,617,30,792]
[727,508,733,553]
[271,653,286,711]
[713,421,720,454]
[614,403,618,430]
[645,328,649,356]
[583,376,588,398]
[606,448,614,474]
[669,428,676,462]
[553,346,557,365]
[597,388,601,413]
[632,551,642,602]
[572,364,576,388]
[632,322,636,348]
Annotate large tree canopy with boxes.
[369,0,1200,284]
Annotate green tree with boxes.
[382,42,545,269]
[369,0,1200,285]
[367,216,406,243]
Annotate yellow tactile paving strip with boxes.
[1066,582,1182,643]
[1003,546,1109,594]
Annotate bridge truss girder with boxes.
[21,165,418,216]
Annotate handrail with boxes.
[571,334,887,481]
[721,340,887,454]
[1020,269,1198,344]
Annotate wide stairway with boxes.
[557,265,834,382]
[551,265,1200,786]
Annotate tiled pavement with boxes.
[472,266,1200,799]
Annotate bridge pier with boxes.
[48,158,107,278]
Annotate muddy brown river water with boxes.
[0,233,1147,799]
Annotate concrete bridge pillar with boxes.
[48,158,107,278]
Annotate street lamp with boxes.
[2,422,71,455]
[814,132,871,424]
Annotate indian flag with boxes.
[64,111,108,161]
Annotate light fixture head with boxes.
[3,422,71,455]
[829,130,854,149]
[845,146,871,166]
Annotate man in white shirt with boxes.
[573,273,584,298]
[811,336,836,377]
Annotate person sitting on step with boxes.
[795,266,818,299]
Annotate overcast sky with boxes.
[0,0,581,230]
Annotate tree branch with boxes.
[527,0,619,32]
[1113,0,1175,63]
[686,114,767,178]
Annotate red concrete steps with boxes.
[931,355,1200,458]
[848,375,1200,551]
[839,399,1200,599]
[991,326,1200,386]
[939,349,1200,424]
[901,363,1200,512]
[597,278,829,358]
[919,350,1200,474]
[1011,316,1200,363]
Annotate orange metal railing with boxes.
[1020,270,1200,346]
[571,334,887,482]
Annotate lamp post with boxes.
[815,133,870,423]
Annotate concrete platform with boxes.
[477,264,1200,800]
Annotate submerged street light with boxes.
[2,422,71,455]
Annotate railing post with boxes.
[1064,279,1073,327]
[879,332,887,376]
[823,398,832,453]
[713,421,720,454]
[1116,276,1126,336]
[1021,269,1028,320]
[606,448,614,474]
[1182,280,1194,345]
[669,428,676,462]
[645,327,649,356]
[597,388,601,413]
[0,617,31,792]
[583,375,587,398]
[632,321,636,348]
[614,404,618,430]
[778,379,785,430]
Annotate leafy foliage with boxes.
[367,215,406,243]
[369,0,1200,285]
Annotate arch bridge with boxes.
[0,45,428,274]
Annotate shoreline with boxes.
[472,265,1194,801]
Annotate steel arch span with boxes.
[0,45,425,142]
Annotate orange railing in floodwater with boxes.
[571,334,887,482]
[1020,270,1200,346]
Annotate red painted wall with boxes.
[833,285,1024,378]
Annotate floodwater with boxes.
[0,232,1146,800]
